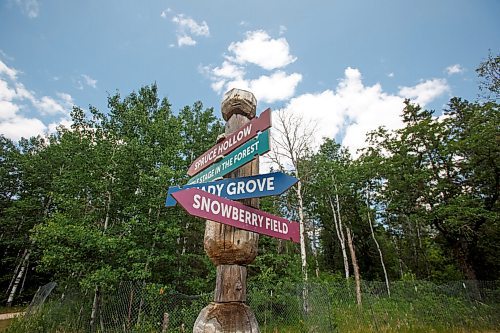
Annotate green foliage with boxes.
[1,84,223,305]
[1,54,499,313]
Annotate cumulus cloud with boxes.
[398,78,449,106]
[225,71,302,104]
[166,12,210,47]
[0,59,73,141]
[275,67,450,158]
[445,64,464,75]
[204,29,300,103]
[227,30,296,70]
[212,61,245,80]
[0,117,46,141]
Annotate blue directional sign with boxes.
[165,172,298,207]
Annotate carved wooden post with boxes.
[193,89,260,333]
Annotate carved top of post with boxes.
[221,88,257,121]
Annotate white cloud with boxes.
[398,78,449,106]
[177,35,197,47]
[226,71,302,104]
[172,15,209,36]
[276,67,449,158]
[445,64,464,75]
[81,74,97,88]
[211,80,226,94]
[279,25,287,35]
[171,13,210,47]
[0,100,19,120]
[0,116,46,141]
[36,93,73,116]
[227,30,296,70]
[14,0,39,18]
[212,61,245,80]
[37,96,66,115]
[0,60,18,80]
[0,59,74,141]
[57,92,74,106]
[204,29,300,103]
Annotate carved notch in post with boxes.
[193,88,260,333]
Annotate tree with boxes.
[362,98,499,283]
[269,108,316,313]
[476,51,499,100]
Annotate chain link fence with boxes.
[7,280,500,332]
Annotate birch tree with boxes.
[268,108,316,313]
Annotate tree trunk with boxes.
[6,250,30,306]
[90,286,100,333]
[5,249,25,296]
[346,226,362,306]
[329,196,349,279]
[365,200,390,297]
[454,239,481,300]
[295,179,309,314]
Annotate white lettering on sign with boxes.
[226,176,275,195]
[191,193,291,236]
[217,124,253,155]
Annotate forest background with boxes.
[1,53,498,308]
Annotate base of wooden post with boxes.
[193,302,260,333]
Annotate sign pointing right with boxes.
[172,188,300,243]
[165,172,298,207]
[188,108,272,176]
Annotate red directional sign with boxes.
[172,188,300,243]
[187,108,272,176]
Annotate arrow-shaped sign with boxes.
[186,129,270,185]
[165,172,298,207]
[187,108,272,176]
[172,188,300,243]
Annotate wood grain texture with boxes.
[215,265,247,303]
[204,113,260,266]
[195,89,260,332]
[193,303,259,333]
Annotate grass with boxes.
[4,281,499,333]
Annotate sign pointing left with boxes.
[172,188,300,243]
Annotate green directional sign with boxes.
[187,129,270,185]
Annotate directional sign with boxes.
[186,129,270,185]
[172,188,300,243]
[187,108,272,176]
[166,172,298,207]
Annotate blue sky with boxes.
[1,0,498,154]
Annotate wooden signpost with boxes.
[167,88,298,332]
